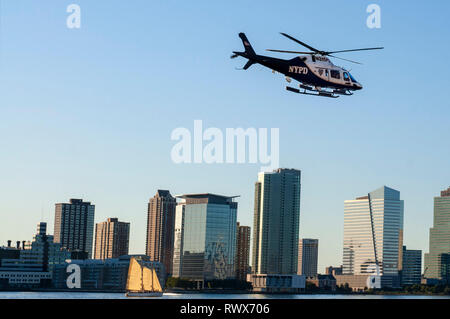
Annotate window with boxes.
[330,70,340,79]
[343,72,350,81]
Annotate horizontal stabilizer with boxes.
[243,60,255,70]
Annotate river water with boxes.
[0,292,449,299]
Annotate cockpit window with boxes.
[349,72,357,83]
[343,72,350,81]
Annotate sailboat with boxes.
[125,257,163,297]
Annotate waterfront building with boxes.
[298,238,318,277]
[440,254,450,284]
[0,223,71,288]
[235,223,251,281]
[52,255,165,291]
[146,190,176,275]
[247,274,305,293]
[94,218,130,260]
[342,186,404,288]
[54,199,95,258]
[401,246,422,285]
[252,168,301,275]
[334,274,370,292]
[172,193,237,282]
[424,187,450,280]
[306,274,336,291]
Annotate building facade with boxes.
[342,186,404,288]
[247,274,305,293]
[94,218,130,260]
[252,168,301,275]
[440,254,450,284]
[424,187,450,280]
[235,223,251,281]
[0,223,71,288]
[298,238,319,277]
[334,274,370,292]
[401,246,422,285]
[325,265,343,276]
[146,190,176,275]
[172,194,237,281]
[54,199,95,258]
[306,274,336,291]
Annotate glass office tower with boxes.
[343,186,404,288]
[252,168,301,275]
[424,187,450,280]
[172,194,237,281]
[401,246,422,285]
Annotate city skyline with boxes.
[1,181,448,273]
[1,1,450,273]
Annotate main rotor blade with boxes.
[280,33,321,53]
[329,54,362,65]
[327,47,384,54]
[266,49,316,54]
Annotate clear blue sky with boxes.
[1,0,449,272]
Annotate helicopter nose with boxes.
[354,83,363,90]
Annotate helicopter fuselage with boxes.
[243,52,363,91]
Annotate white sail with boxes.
[143,266,152,292]
[151,268,163,293]
[126,257,143,292]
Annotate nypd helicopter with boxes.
[231,33,383,98]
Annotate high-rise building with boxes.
[252,168,301,275]
[235,222,251,281]
[54,199,95,258]
[146,190,176,275]
[94,218,130,260]
[424,187,450,280]
[342,186,404,288]
[298,238,318,277]
[401,246,422,285]
[172,194,237,281]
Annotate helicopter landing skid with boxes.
[286,86,339,98]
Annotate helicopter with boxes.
[231,32,383,98]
